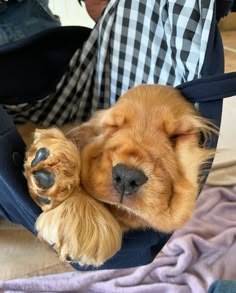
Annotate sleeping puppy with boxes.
[24,84,215,266]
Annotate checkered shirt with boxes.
[5,0,215,126]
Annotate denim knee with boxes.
[0,106,40,233]
[0,0,60,45]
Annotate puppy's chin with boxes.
[78,84,215,233]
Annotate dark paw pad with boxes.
[31,148,50,167]
[33,169,55,189]
[37,194,51,205]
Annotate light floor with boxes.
[207,30,236,185]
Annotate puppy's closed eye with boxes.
[166,118,201,147]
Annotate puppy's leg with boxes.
[36,191,122,266]
[25,128,122,266]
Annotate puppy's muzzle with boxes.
[112,164,147,196]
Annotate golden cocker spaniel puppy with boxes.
[24,84,214,266]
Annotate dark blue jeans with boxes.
[0,106,40,232]
[0,0,60,45]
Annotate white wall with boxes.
[49,0,94,27]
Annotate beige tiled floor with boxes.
[0,220,74,281]
[221,30,236,49]
[206,30,236,185]
[221,30,236,72]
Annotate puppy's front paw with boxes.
[24,128,81,211]
[36,194,122,267]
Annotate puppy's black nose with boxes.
[112,164,147,195]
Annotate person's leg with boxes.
[0,26,92,106]
[0,105,40,233]
[0,22,91,231]
[0,0,60,45]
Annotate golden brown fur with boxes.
[24,84,215,266]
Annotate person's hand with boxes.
[84,0,110,22]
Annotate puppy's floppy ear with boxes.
[65,107,126,148]
[100,108,125,129]
[65,110,107,147]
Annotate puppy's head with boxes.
[69,85,215,232]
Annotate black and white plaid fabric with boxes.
[5,0,215,126]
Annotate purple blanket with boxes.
[1,185,236,293]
